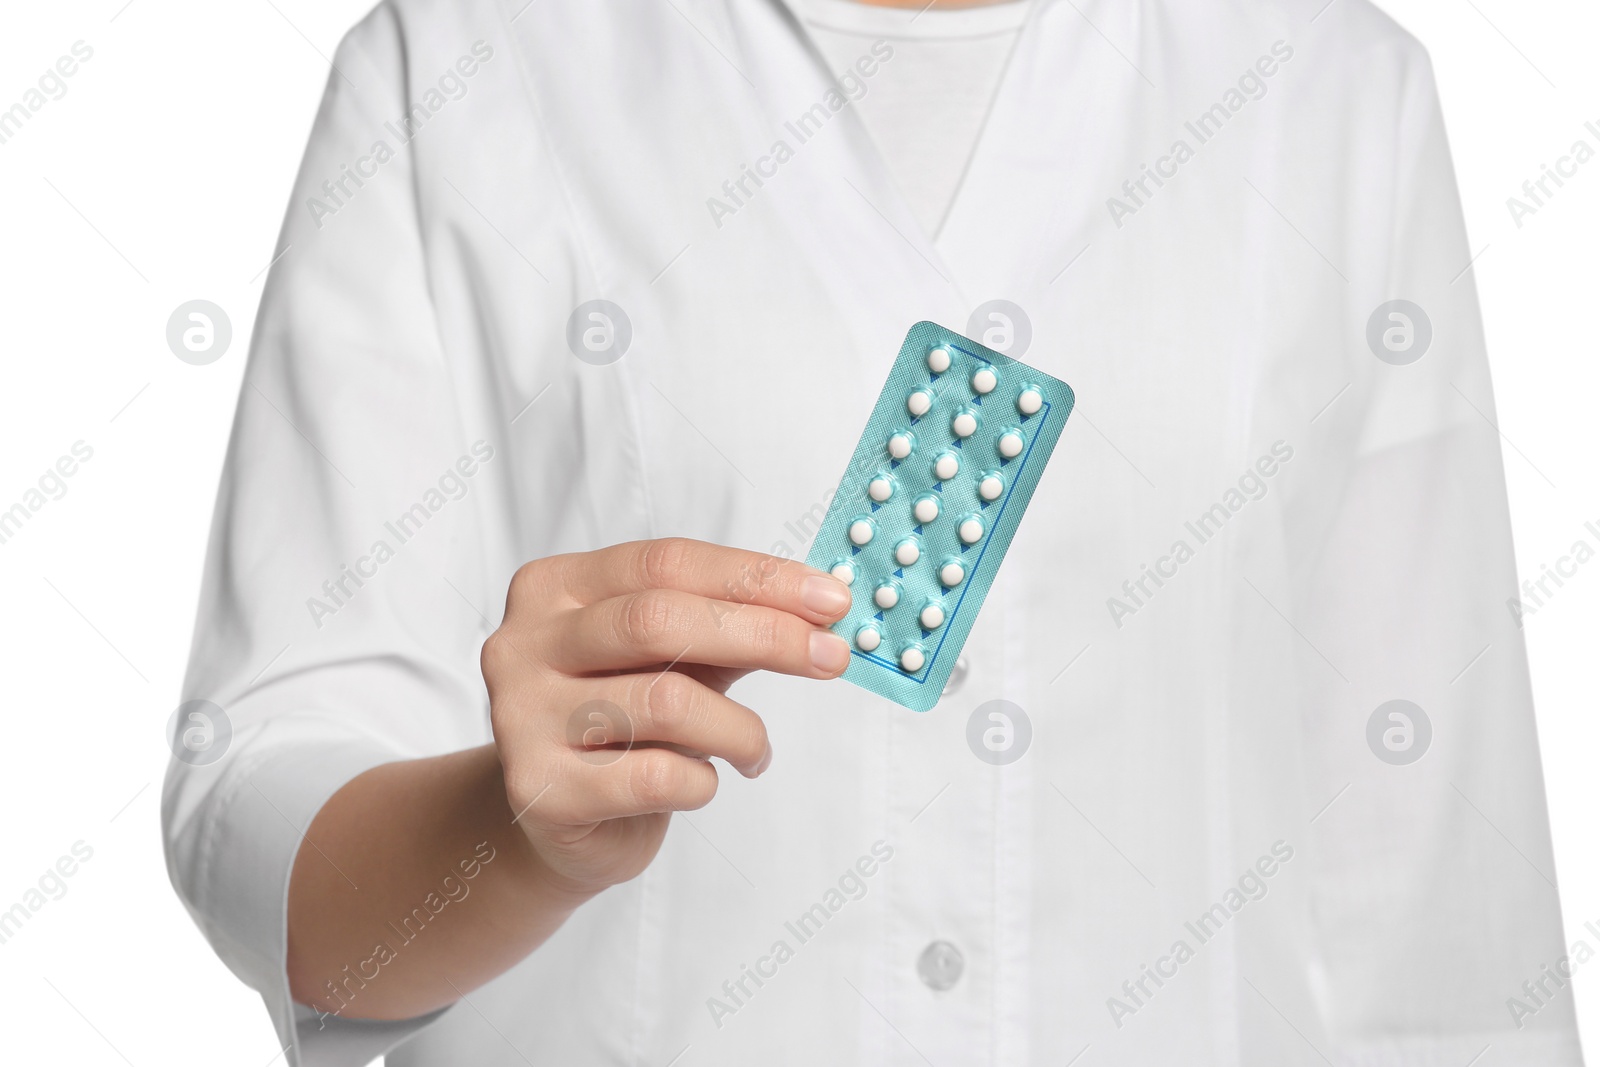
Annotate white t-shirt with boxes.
[798,0,1029,237]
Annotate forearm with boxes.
[285,541,847,1021]
[286,743,593,1021]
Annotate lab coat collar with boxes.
[720,0,973,317]
[726,0,1155,305]
[498,0,1144,340]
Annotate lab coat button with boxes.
[917,941,964,990]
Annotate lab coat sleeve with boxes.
[1287,41,1581,1065]
[161,7,493,1065]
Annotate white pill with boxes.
[939,560,966,587]
[913,495,940,524]
[979,474,1004,501]
[856,626,882,652]
[927,346,951,373]
[849,519,874,546]
[934,453,960,480]
[919,602,946,630]
[894,538,921,566]
[873,583,900,610]
[831,561,856,585]
[1017,387,1043,415]
[951,411,978,438]
[958,517,984,544]
[907,390,932,417]
[868,476,893,502]
[888,432,913,460]
[972,367,998,395]
[900,645,926,672]
[998,431,1024,459]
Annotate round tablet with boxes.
[855,625,882,652]
[1017,386,1043,416]
[951,411,978,439]
[894,537,921,566]
[998,430,1024,459]
[873,582,900,610]
[958,516,984,544]
[868,475,894,503]
[972,367,998,395]
[907,389,932,417]
[927,346,952,374]
[913,494,940,524]
[888,432,914,460]
[900,645,926,672]
[978,473,1004,501]
[919,601,946,630]
[933,452,960,481]
[939,560,966,587]
[848,518,875,546]
[831,561,856,585]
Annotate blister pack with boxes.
[805,321,1074,711]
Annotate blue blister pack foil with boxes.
[806,321,1075,711]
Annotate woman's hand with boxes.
[481,538,852,896]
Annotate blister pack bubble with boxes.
[805,321,1074,711]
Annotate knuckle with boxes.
[640,537,695,589]
[619,589,684,652]
[680,763,720,811]
[532,758,588,827]
[482,627,547,687]
[727,554,780,605]
[736,714,770,765]
[744,555,781,596]
[747,609,797,658]
[476,633,521,694]
[480,631,514,683]
[643,672,698,735]
[629,752,684,811]
[509,559,545,604]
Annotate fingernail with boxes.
[809,630,850,675]
[755,743,773,776]
[802,575,851,617]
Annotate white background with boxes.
[0,1,1594,1063]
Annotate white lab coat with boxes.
[162,0,1582,1064]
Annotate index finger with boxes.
[552,538,852,625]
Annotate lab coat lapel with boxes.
[501,0,967,359]
[723,0,972,327]
[498,0,1159,336]
[933,0,1157,296]
[737,0,1163,323]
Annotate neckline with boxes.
[794,0,1032,40]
